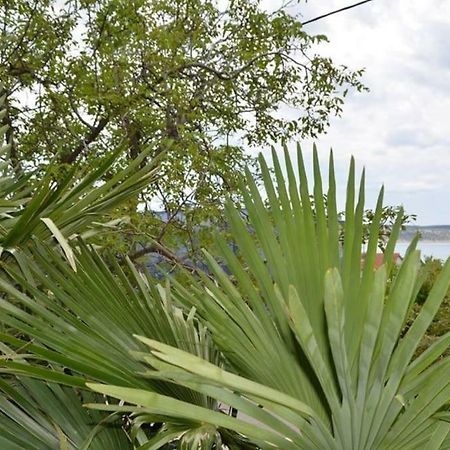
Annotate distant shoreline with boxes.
[399,226,450,243]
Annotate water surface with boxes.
[395,242,450,261]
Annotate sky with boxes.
[260,0,450,225]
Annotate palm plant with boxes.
[83,146,450,449]
[0,240,255,448]
[1,142,449,448]
[0,377,130,449]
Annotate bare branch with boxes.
[68,96,95,129]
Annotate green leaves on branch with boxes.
[0,0,367,258]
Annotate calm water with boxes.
[395,242,450,261]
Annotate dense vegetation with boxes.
[412,258,450,357]
[0,0,366,262]
[0,1,449,448]
[0,121,449,447]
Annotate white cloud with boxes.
[264,0,450,224]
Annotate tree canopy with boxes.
[0,0,366,261]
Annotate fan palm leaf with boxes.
[0,88,159,260]
[88,145,450,449]
[0,240,253,448]
[0,377,130,449]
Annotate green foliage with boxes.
[87,146,450,449]
[0,0,367,259]
[0,240,254,448]
[0,378,130,449]
[1,144,449,448]
[362,205,416,251]
[417,257,450,304]
[411,257,450,358]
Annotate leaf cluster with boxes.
[0,0,367,259]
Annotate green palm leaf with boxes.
[0,240,248,448]
[87,145,450,449]
[0,377,130,449]
[0,88,159,260]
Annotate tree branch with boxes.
[0,92,23,177]
[180,50,290,81]
[128,240,193,269]
[121,115,142,161]
[60,116,109,164]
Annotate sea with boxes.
[395,242,450,261]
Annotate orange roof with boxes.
[361,252,402,269]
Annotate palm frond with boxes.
[88,145,450,449]
[0,377,130,449]
[0,240,242,447]
[0,89,159,259]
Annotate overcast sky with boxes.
[261,0,450,225]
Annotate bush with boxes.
[413,257,450,357]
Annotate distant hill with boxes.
[399,225,450,242]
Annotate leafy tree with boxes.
[362,205,416,251]
[0,0,366,262]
